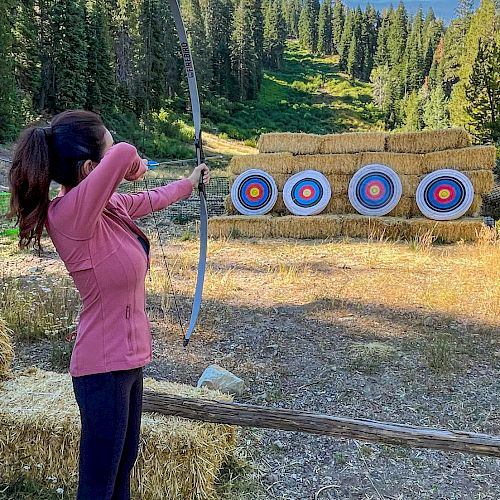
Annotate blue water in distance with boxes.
[344,1,480,23]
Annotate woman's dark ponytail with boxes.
[8,110,106,251]
[8,127,51,250]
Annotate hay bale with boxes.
[257,133,324,154]
[270,215,344,238]
[208,215,273,239]
[320,132,387,154]
[359,152,424,175]
[0,318,13,379]
[209,215,486,243]
[386,128,471,154]
[422,146,496,174]
[402,218,484,243]
[289,154,363,175]
[0,368,236,499]
[229,152,295,175]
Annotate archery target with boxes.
[416,169,474,220]
[348,164,403,216]
[231,169,278,215]
[283,170,332,216]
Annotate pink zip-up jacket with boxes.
[46,143,193,377]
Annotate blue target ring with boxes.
[291,179,323,208]
[283,170,331,215]
[357,173,393,209]
[349,164,402,216]
[416,169,474,220]
[231,169,278,215]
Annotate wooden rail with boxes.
[143,391,500,458]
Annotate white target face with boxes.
[231,169,278,215]
[416,169,474,220]
[348,164,403,216]
[283,170,332,216]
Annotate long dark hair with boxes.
[8,110,107,250]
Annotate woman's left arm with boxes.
[116,164,210,219]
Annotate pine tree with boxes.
[456,0,475,19]
[50,0,88,111]
[401,90,423,131]
[374,8,392,68]
[206,0,233,96]
[422,8,444,76]
[253,0,264,88]
[299,0,318,53]
[286,0,301,38]
[138,0,180,114]
[346,7,364,80]
[13,0,40,113]
[466,38,500,142]
[181,0,213,96]
[387,2,408,68]
[423,85,449,129]
[318,0,332,55]
[107,0,142,107]
[86,0,116,115]
[403,8,424,94]
[263,0,286,68]
[362,4,378,81]
[338,9,353,70]
[231,0,259,99]
[449,0,497,127]
[331,0,345,53]
[0,0,18,140]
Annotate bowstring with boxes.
[142,0,185,336]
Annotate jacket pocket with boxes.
[125,305,133,351]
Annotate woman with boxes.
[8,110,209,499]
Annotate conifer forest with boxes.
[0,0,498,157]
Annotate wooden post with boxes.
[143,391,500,458]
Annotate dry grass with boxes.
[153,236,500,329]
[0,275,80,341]
[203,132,257,156]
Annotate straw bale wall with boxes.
[209,215,486,243]
[257,128,472,156]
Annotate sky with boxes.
[344,1,480,23]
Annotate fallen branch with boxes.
[142,391,500,458]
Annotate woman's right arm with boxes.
[51,143,145,238]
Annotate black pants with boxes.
[72,367,143,500]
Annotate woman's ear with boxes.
[79,159,96,180]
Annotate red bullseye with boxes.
[299,185,315,200]
[245,183,264,201]
[365,180,385,200]
[433,185,455,203]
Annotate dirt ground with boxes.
[3,217,500,499]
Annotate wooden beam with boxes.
[142,391,500,458]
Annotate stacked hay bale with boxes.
[214,129,496,242]
[0,329,236,499]
[0,317,13,379]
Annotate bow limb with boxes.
[168,0,208,347]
